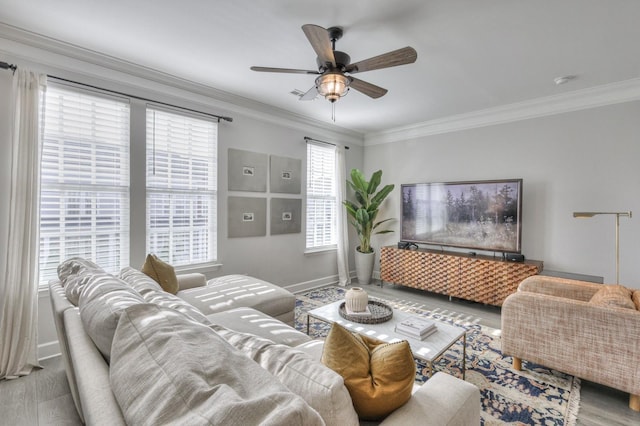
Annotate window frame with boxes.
[145,106,218,267]
[305,142,338,252]
[38,84,220,289]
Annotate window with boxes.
[146,108,218,266]
[39,86,130,284]
[39,85,220,287]
[305,142,337,250]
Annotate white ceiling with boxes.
[2,0,640,135]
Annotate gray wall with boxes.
[216,115,363,288]
[363,101,640,288]
[0,42,363,359]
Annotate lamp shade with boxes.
[316,72,350,103]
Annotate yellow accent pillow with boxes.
[321,323,415,420]
[589,284,635,310]
[141,254,179,294]
[632,290,640,311]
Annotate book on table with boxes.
[394,317,438,339]
[394,325,438,340]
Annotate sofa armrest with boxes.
[63,309,126,426]
[176,272,206,290]
[518,275,602,301]
[502,291,640,395]
[379,372,480,426]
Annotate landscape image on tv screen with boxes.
[401,179,522,253]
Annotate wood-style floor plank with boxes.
[0,369,38,426]
[0,280,638,425]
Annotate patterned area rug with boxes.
[295,286,580,426]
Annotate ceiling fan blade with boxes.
[346,47,417,74]
[299,85,318,101]
[302,24,336,68]
[251,66,320,74]
[349,77,388,99]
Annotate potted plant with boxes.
[344,169,395,285]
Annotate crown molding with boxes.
[364,78,640,146]
[5,22,638,148]
[0,22,363,145]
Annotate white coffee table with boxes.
[306,299,467,379]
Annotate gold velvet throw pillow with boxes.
[632,290,640,311]
[589,284,635,310]
[141,254,179,294]
[321,323,415,420]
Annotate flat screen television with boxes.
[401,178,523,253]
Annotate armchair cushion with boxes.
[589,284,636,310]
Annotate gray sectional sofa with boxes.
[50,258,480,425]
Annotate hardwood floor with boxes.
[1,281,638,425]
[0,357,81,426]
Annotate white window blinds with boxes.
[39,85,131,285]
[146,108,218,265]
[306,142,337,249]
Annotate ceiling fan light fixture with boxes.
[315,72,350,103]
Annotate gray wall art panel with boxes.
[270,155,301,194]
[228,196,267,238]
[228,148,268,192]
[270,198,302,235]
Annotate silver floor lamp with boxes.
[573,211,632,284]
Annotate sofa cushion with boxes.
[321,323,415,420]
[119,267,210,324]
[141,253,179,294]
[64,273,96,306]
[178,274,295,319]
[589,284,636,310]
[213,324,358,426]
[206,307,312,347]
[78,274,145,362]
[57,257,104,287]
[110,304,324,426]
[119,266,163,296]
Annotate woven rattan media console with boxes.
[380,246,543,306]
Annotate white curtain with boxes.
[335,145,351,287]
[0,69,46,379]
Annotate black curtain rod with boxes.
[304,136,349,150]
[0,61,17,73]
[1,61,232,122]
[50,76,233,123]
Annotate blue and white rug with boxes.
[295,286,580,426]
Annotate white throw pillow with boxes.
[78,275,145,362]
[119,266,210,325]
[110,304,324,426]
[57,257,103,286]
[213,324,359,426]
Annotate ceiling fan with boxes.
[251,24,417,104]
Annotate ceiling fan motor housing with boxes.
[317,51,351,72]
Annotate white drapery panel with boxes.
[0,69,46,379]
[335,145,351,287]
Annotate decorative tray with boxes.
[338,300,393,324]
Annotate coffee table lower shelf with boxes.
[306,299,466,380]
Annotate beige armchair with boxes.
[501,275,640,411]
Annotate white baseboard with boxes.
[284,270,358,293]
[38,340,60,361]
